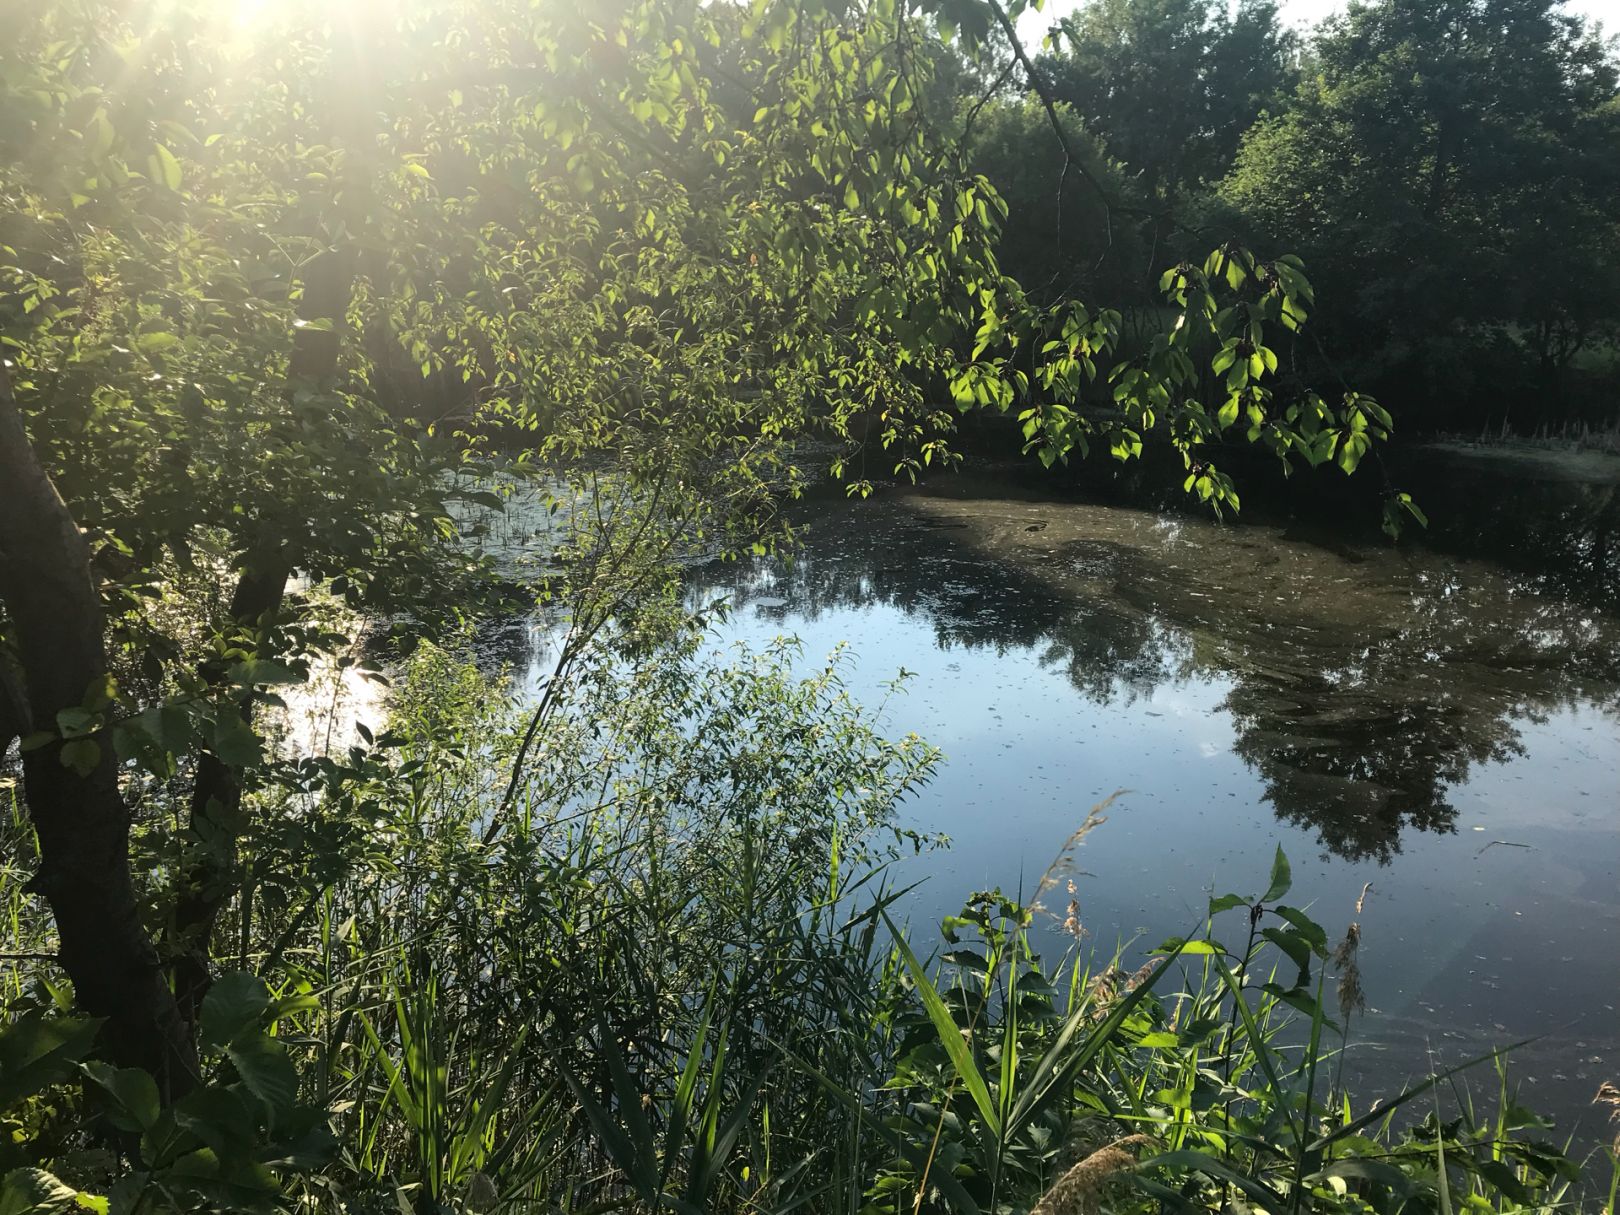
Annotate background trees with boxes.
[1215,0,1620,428]
[960,98,1144,304]
[1035,0,1297,209]
[973,0,1620,433]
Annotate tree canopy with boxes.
[1216,0,1620,421]
[1,0,1394,1120]
[1036,0,1297,205]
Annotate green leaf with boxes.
[226,659,303,688]
[81,674,116,712]
[1259,926,1312,983]
[171,1086,258,1158]
[81,1062,161,1132]
[1314,1158,1414,1196]
[59,739,100,777]
[881,912,999,1136]
[200,972,270,1049]
[1139,1149,1286,1209]
[85,110,115,157]
[209,712,261,768]
[1207,892,1248,916]
[151,143,182,191]
[1261,844,1291,903]
[228,1036,299,1117]
[0,1014,103,1108]
[135,332,180,354]
[0,1168,88,1215]
[54,707,98,739]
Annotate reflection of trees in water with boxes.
[1218,666,1521,863]
[695,521,1178,703]
[690,501,1620,864]
[1211,563,1619,860]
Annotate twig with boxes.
[1476,840,1535,858]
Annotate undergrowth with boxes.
[2,632,1616,1215]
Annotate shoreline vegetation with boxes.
[6,636,1619,1214]
[1422,432,1620,471]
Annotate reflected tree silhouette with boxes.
[685,479,1620,863]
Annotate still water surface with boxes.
[658,458,1620,1142]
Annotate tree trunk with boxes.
[171,563,289,1024]
[0,656,27,756]
[0,362,200,1098]
[169,245,352,1023]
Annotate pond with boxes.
[375,441,1620,1147]
[643,450,1620,1147]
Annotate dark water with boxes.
[669,448,1620,1147]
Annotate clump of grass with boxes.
[1032,1135,1152,1215]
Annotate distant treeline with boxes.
[963,0,1620,435]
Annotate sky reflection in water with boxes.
[676,473,1620,1143]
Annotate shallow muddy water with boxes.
[662,464,1620,1144]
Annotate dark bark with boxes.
[171,563,289,1024]
[0,655,27,755]
[169,245,352,1023]
[0,362,200,1097]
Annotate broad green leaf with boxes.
[150,143,182,191]
[0,1168,90,1215]
[227,1036,299,1117]
[59,739,100,776]
[80,1062,161,1132]
[135,332,180,354]
[0,1015,103,1108]
[200,972,270,1049]
[1261,844,1291,903]
[209,712,261,768]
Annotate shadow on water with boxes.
[688,468,1620,866]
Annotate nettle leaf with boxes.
[200,972,271,1050]
[54,707,98,739]
[209,712,262,768]
[0,1014,104,1108]
[171,1086,258,1158]
[81,1061,162,1133]
[0,1168,96,1215]
[135,331,180,355]
[58,738,101,777]
[227,1036,299,1118]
